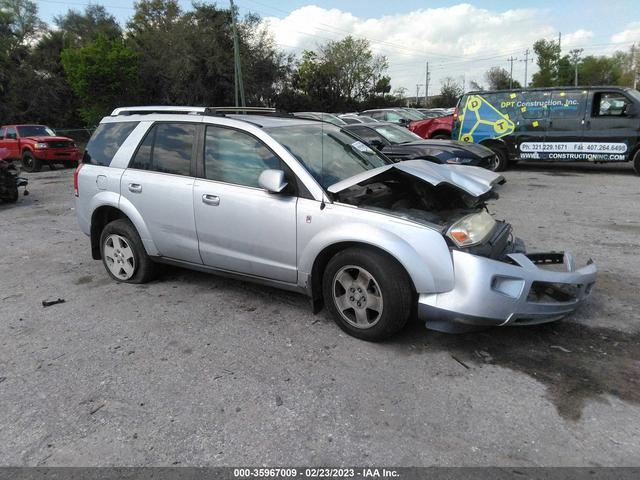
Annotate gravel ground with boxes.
[0,161,639,467]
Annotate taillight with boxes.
[73,163,83,197]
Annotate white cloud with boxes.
[611,22,640,44]
[263,4,596,97]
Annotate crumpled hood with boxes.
[327,159,505,197]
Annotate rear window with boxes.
[83,122,139,166]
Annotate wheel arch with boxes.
[90,206,130,260]
[479,138,510,156]
[90,199,159,260]
[308,241,418,314]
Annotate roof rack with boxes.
[111,106,207,116]
[110,106,279,117]
[206,106,276,114]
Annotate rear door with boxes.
[584,90,639,162]
[193,125,298,283]
[542,89,588,161]
[120,122,201,264]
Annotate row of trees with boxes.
[1,0,638,127]
[0,0,405,127]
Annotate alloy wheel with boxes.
[103,234,136,280]
[332,265,384,329]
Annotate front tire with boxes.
[99,219,158,284]
[485,143,509,172]
[322,247,414,341]
[21,152,41,172]
[633,150,640,176]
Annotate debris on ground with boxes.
[275,395,283,406]
[550,345,572,353]
[42,298,65,307]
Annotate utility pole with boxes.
[558,31,561,52]
[632,43,638,90]
[569,48,583,86]
[425,61,430,107]
[230,0,245,107]
[415,84,423,106]
[520,49,533,87]
[507,56,518,89]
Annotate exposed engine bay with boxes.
[331,169,525,260]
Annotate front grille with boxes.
[47,141,73,148]
[527,281,581,303]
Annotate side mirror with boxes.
[369,139,385,151]
[258,169,288,193]
[625,103,637,117]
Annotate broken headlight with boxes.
[446,211,496,247]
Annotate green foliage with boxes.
[291,36,389,111]
[61,36,140,124]
[530,39,561,87]
[484,66,521,90]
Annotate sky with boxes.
[35,0,640,96]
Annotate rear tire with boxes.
[633,150,640,176]
[432,133,450,140]
[21,152,41,172]
[485,143,509,172]
[99,219,158,284]
[322,247,414,341]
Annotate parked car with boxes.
[75,106,597,340]
[408,114,453,140]
[292,112,347,126]
[417,108,449,118]
[454,86,640,173]
[343,122,498,169]
[338,115,379,124]
[0,124,82,172]
[361,108,424,126]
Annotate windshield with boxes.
[372,124,422,144]
[266,124,391,189]
[17,125,55,137]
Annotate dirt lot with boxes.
[0,162,639,466]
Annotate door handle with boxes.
[202,194,220,206]
[128,183,142,193]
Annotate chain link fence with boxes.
[53,127,96,149]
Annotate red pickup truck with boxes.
[0,124,81,172]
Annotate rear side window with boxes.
[83,122,139,166]
[203,126,280,188]
[549,91,587,118]
[130,123,196,176]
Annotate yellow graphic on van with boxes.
[458,95,515,143]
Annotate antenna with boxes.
[320,115,325,209]
[229,0,245,107]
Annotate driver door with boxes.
[193,125,298,283]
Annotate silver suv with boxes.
[75,106,597,340]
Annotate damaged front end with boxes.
[328,160,597,332]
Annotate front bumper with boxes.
[418,250,597,331]
[35,148,81,162]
